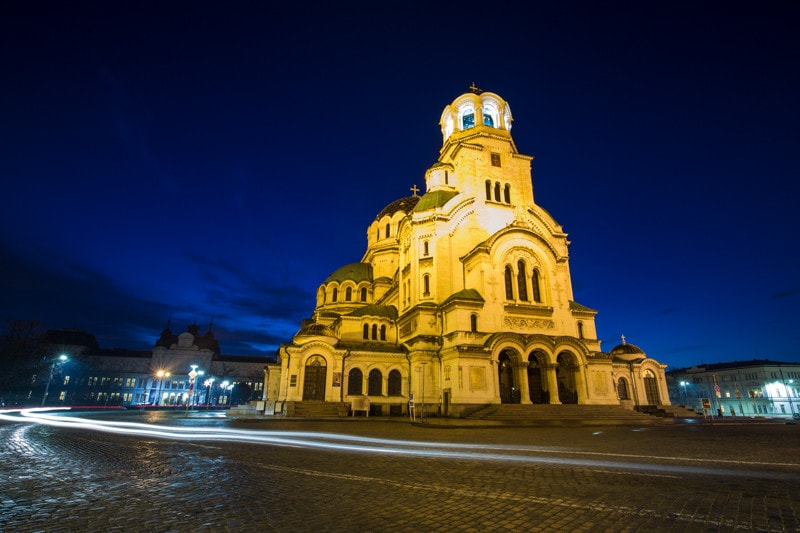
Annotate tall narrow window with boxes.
[504,265,514,300]
[494,182,501,202]
[345,287,352,301]
[423,274,430,296]
[385,223,391,238]
[517,260,528,301]
[388,370,402,396]
[577,322,584,339]
[372,324,378,340]
[462,112,475,130]
[363,324,369,340]
[376,228,380,241]
[332,287,338,302]
[360,287,367,302]
[380,325,386,341]
[423,241,429,256]
[470,314,478,332]
[368,369,382,396]
[444,170,449,184]
[531,269,541,303]
[348,368,363,395]
[485,180,491,200]
[504,184,511,203]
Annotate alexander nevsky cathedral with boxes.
[264,87,670,418]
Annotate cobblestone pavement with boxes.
[1,410,799,532]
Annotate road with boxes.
[1,408,799,532]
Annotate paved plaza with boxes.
[1,410,799,532]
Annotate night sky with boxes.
[2,1,798,369]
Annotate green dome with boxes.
[324,262,373,284]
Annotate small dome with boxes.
[296,323,336,338]
[610,343,645,356]
[323,262,373,284]
[375,196,420,220]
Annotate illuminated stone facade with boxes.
[271,88,670,417]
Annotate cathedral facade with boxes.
[269,88,670,417]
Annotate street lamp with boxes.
[155,370,171,406]
[41,354,68,407]
[204,377,215,409]
[420,362,428,421]
[186,365,200,415]
[680,381,688,405]
[219,380,230,406]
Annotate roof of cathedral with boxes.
[412,190,459,212]
[346,304,398,319]
[323,262,373,284]
[569,301,597,313]
[375,196,420,220]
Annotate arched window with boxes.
[504,184,511,203]
[348,368,363,395]
[494,182,501,202]
[360,287,367,302]
[460,105,475,130]
[483,109,494,127]
[444,170,449,184]
[485,180,491,200]
[531,268,541,303]
[618,377,629,400]
[423,241,429,256]
[577,322,584,339]
[504,265,514,300]
[385,223,391,238]
[371,324,378,340]
[376,228,380,241]
[380,325,386,341]
[368,369,382,396]
[363,324,369,340]
[345,287,352,301]
[517,260,528,301]
[422,274,430,296]
[470,313,478,332]
[388,369,402,396]
[332,287,338,302]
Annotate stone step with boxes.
[465,404,657,421]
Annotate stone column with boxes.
[546,363,561,404]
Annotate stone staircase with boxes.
[463,403,661,423]
[287,401,347,417]
[637,404,703,419]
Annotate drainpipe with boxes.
[340,350,350,403]
[282,349,291,416]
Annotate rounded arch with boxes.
[302,355,328,401]
[527,349,549,404]
[555,351,580,404]
[387,369,402,396]
[347,367,363,396]
[498,349,520,404]
[367,368,383,396]
[617,376,630,400]
[642,368,660,405]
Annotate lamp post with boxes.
[204,377,215,410]
[186,365,199,415]
[155,370,171,406]
[41,354,68,407]
[219,381,230,406]
[680,380,688,406]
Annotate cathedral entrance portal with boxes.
[498,351,517,403]
[643,370,660,405]
[527,351,548,404]
[556,352,579,404]
[303,356,327,401]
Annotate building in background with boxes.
[667,360,800,418]
[271,88,671,417]
[37,325,272,408]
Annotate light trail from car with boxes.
[2,407,798,480]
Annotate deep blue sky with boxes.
[2,1,798,369]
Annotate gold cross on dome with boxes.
[410,184,419,197]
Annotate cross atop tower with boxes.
[620,334,626,345]
[410,184,419,197]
